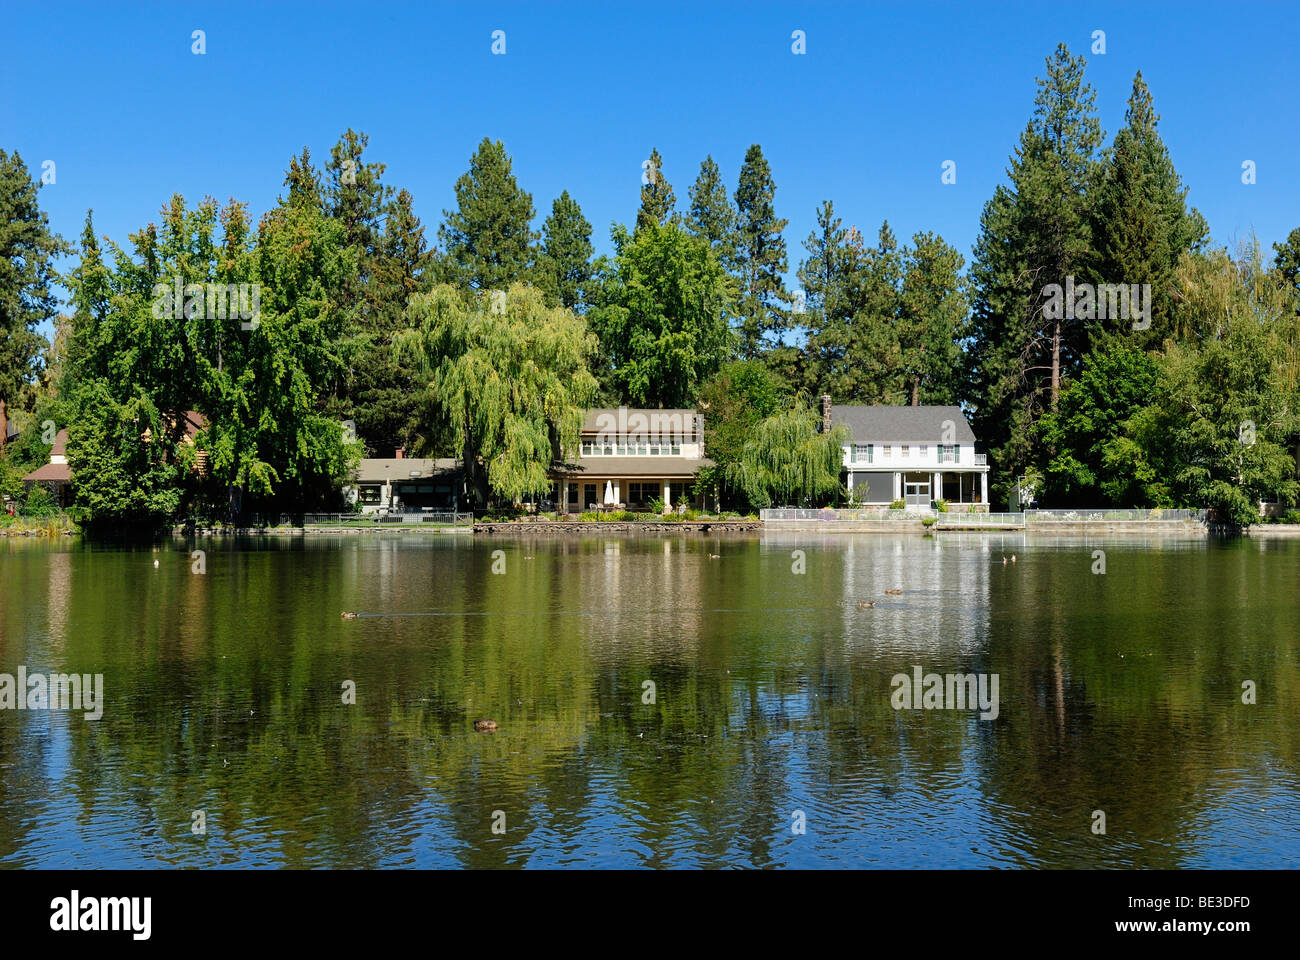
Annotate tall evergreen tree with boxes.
[351,187,434,455]
[898,232,967,405]
[0,150,68,452]
[636,148,676,232]
[537,190,593,311]
[1091,72,1208,343]
[967,44,1104,498]
[438,138,537,291]
[734,144,789,357]
[685,155,738,271]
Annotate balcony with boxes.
[974,454,987,466]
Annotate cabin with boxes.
[822,397,989,510]
[346,453,463,514]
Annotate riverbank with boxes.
[473,519,761,535]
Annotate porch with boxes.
[847,469,989,509]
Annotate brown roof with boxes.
[24,462,71,483]
[580,408,700,438]
[554,456,711,478]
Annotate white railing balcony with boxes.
[974,454,987,465]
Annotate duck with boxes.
[1011,555,1017,563]
[153,559,159,568]
[1001,556,1008,565]
[857,600,875,609]
[884,589,903,595]
[708,554,720,560]
[473,719,498,732]
[341,611,359,620]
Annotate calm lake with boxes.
[1,531,1296,868]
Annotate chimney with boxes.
[820,394,832,434]
[395,447,404,460]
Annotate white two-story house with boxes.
[823,398,989,510]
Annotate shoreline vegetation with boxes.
[4,46,1300,535]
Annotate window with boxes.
[853,444,872,464]
[359,484,381,504]
[920,445,927,457]
[901,445,910,457]
[940,444,958,464]
[883,445,891,456]
[567,483,578,508]
[581,440,594,456]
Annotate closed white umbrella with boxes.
[603,480,615,509]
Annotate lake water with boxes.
[1,531,1296,868]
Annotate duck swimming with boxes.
[341,611,358,620]
[708,554,720,560]
[884,589,902,595]
[473,719,498,732]
[857,600,875,609]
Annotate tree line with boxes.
[3,43,1299,528]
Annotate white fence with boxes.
[935,512,1025,527]
[1024,508,1206,524]
[288,512,472,526]
[761,508,931,522]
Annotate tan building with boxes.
[552,408,711,513]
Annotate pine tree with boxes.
[1091,72,1208,343]
[1271,226,1300,312]
[967,44,1104,495]
[537,190,593,311]
[352,188,434,455]
[636,148,677,232]
[438,138,537,291]
[734,144,789,357]
[898,232,967,405]
[0,150,69,452]
[685,155,738,270]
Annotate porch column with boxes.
[981,471,988,504]
[933,472,942,502]
[663,480,671,509]
[560,478,569,514]
[893,472,902,501]
[613,480,621,506]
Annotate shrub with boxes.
[1283,509,1300,525]
[647,496,665,514]
[922,517,937,527]
[935,499,949,513]
[889,498,905,510]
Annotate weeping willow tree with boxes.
[397,283,598,508]
[728,403,848,508]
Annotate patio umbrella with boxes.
[604,480,615,509]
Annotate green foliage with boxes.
[636,148,676,232]
[0,149,70,453]
[588,222,737,407]
[967,43,1104,490]
[729,403,848,508]
[734,144,789,356]
[685,155,738,271]
[399,283,598,507]
[1039,337,1160,505]
[437,138,537,291]
[537,190,593,311]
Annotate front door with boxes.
[904,472,930,507]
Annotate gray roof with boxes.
[831,405,976,443]
[354,458,460,483]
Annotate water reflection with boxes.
[0,532,1296,868]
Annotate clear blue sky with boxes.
[4,0,1298,319]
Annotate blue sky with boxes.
[4,0,1298,320]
